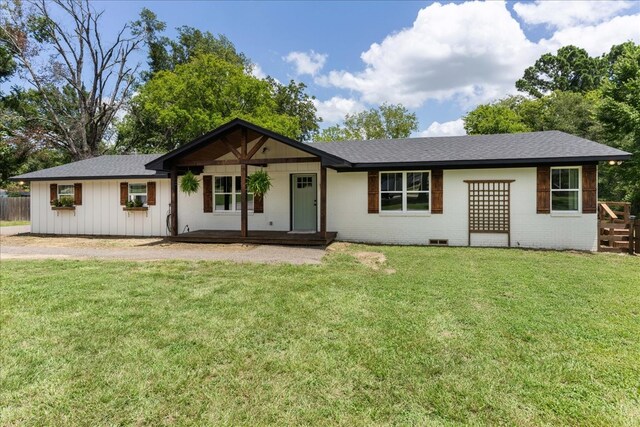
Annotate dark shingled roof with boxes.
[12,154,168,181]
[10,129,632,181]
[309,130,630,168]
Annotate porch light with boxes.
[18,181,24,185]
[608,160,616,165]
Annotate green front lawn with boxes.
[1,246,638,425]
[0,220,30,227]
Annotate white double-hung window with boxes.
[214,176,253,212]
[57,184,74,201]
[129,183,147,205]
[551,167,580,212]
[380,171,430,212]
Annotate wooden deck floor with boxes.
[168,230,337,246]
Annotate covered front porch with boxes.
[145,119,346,246]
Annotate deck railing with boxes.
[598,201,636,254]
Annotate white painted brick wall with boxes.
[327,167,597,251]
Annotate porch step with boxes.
[168,230,337,247]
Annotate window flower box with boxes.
[123,206,149,217]
[51,206,76,211]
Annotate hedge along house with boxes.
[12,119,631,250]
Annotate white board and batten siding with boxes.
[30,179,171,237]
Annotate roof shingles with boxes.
[12,154,167,181]
[309,131,630,166]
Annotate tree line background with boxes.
[1,1,638,211]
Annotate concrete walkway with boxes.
[0,241,326,264]
[0,225,30,236]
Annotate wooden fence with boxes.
[0,197,30,221]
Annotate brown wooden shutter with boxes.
[431,169,443,214]
[367,171,379,214]
[254,195,264,213]
[536,166,550,214]
[202,175,213,213]
[147,182,156,206]
[74,183,82,205]
[582,164,597,214]
[50,183,57,203]
[120,182,128,205]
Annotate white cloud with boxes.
[313,96,366,124]
[513,0,633,29]
[538,14,640,56]
[250,63,266,79]
[284,50,328,76]
[418,119,466,137]
[315,1,640,112]
[316,1,539,108]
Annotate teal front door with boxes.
[291,174,317,231]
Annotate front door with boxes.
[291,174,317,232]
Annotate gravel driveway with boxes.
[0,235,326,264]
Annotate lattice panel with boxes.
[466,180,513,234]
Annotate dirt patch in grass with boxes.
[328,242,395,273]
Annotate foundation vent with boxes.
[429,239,449,246]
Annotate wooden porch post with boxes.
[170,166,178,236]
[320,166,327,238]
[241,163,248,238]
[240,129,248,238]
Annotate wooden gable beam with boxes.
[246,135,269,160]
[220,135,242,159]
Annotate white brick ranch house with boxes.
[12,119,631,250]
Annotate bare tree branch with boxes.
[1,0,143,159]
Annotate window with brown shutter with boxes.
[536,166,550,214]
[50,183,57,203]
[120,182,128,205]
[254,194,264,213]
[202,175,213,212]
[147,182,156,206]
[582,164,597,213]
[74,183,82,205]
[431,169,443,214]
[367,171,379,213]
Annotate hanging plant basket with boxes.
[247,170,272,197]
[180,170,200,195]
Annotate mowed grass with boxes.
[0,220,29,227]
[1,246,639,425]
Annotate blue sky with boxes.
[21,1,640,136]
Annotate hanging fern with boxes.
[247,169,272,197]
[180,170,200,195]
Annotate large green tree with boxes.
[118,9,319,150]
[597,42,640,211]
[315,103,418,141]
[117,54,304,152]
[516,45,605,98]
[463,99,531,135]
[134,8,250,80]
